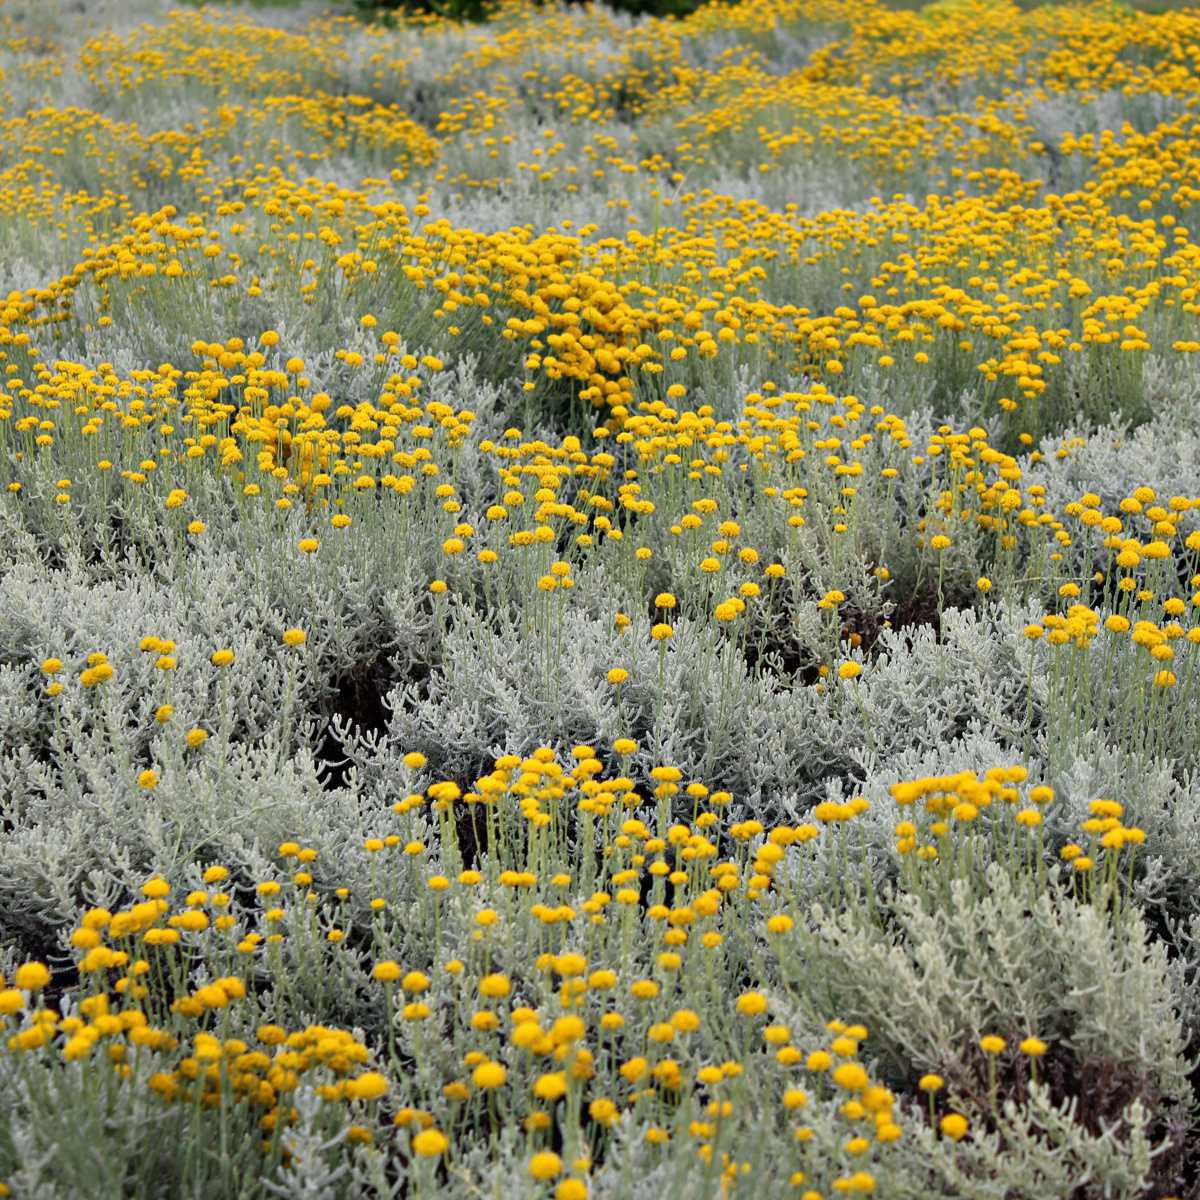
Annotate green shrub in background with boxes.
[352,0,490,20]
[352,0,705,21]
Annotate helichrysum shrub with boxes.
[0,0,1199,1195]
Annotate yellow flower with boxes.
[479,973,511,998]
[282,628,306,647]
[832,1063,868,1090]
[671,1008,701,1032]
[528,1151,562,1181]
[533,1072,567,1101]
[735,991,767,1016]
[838,662,861,680]
[940,1113,969,1141]
[411,1129,448,1157]
[14,962,51,991]
[472,1061,507,1089]
[346,1071,389,1101]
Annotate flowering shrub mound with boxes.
[0,0,1199,1196]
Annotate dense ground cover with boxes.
[1,0,1200,1195]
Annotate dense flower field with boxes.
[1,0,1200,1195]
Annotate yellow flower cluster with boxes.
[3,752,1061,1194]
[0,0,1199,452]
[889,768,1143,863]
